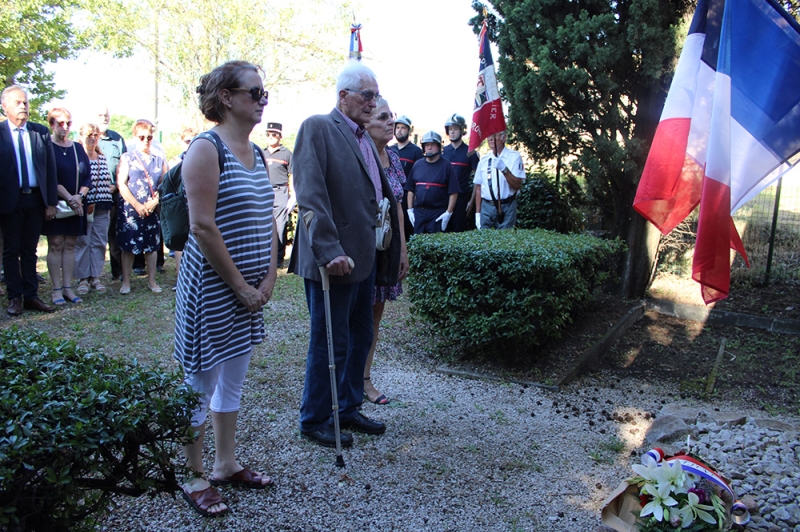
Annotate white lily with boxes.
[678,491,717,528]
[631,453,660,483]
[639,483,679,522]
[655,460,690,494]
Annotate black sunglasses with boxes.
[230,86,268,102]
[345,88,380,102]
[138,135,153,141]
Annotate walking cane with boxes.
[302,211,349,468]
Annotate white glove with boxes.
[475,213,482,229]
[436,210,452,231]
[494,158,507,173]
[407,208,415,227]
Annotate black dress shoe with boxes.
[7,297,23,316]
[340,412,386,435]
[24,297,55,313]
[133,267,147,276]
[301,425,353,448]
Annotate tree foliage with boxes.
[471,0,693,238]
[0,0,87,122]
[86,0,354,124]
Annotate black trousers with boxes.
[0,191,45,300]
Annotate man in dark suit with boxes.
[290,61,401,448]
[0,85,58,315]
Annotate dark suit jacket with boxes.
[290,109,400,286]
[0,120,58,214]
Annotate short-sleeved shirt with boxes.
[388,142,423,177]
[405,157,460,210]
[264,144,293,187]
[473,147,525,201]
[443,143,480,194]
[98,129,126,181]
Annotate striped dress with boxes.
[173,141,274,374]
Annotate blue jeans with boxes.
[300,264,376,432]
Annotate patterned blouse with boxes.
[374,148,406,304]
[86,154,114,210]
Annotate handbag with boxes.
[55,146,81,219]
[86,203,95,223]
[55,200,76,219]
[376,197,392,251]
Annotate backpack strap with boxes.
[197,130,226,173]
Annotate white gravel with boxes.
[97,350,800,531]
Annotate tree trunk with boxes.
[621,208,662,299]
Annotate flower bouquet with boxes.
[601,444,748,532]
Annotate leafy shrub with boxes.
[406,229,625,352]
[515,173,584,233]
[0,327,199,531]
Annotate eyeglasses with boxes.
[345,88,380,102]
[375,112,395,122]
[56,120,72,128]
[229,86,268,102]
[138,135,154,141]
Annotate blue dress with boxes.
[116,150,164,254]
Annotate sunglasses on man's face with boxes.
[57,120,72,128]
[266,132,281,138]
[345,88,380,102]
[138,135,154,141]
[230,86,268,102]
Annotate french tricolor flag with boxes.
[349,23,363,60]
[634,0,800,304]
[469,19,507,152]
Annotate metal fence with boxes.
[656,168,800,285]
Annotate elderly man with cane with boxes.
[289,60,401,458]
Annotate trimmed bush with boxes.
[515,174,584,233]
[0,327,199,531]
[406,229,625,351]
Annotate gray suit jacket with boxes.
[289,109,400,286]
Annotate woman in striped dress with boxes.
[175,61,277,518]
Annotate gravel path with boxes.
[98,352,800,531]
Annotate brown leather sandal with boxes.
[209,467,274,489]
[181,485,228,517]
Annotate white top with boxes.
[6,120,39,188]
[473,146,524,201]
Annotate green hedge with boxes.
[515,174,584,233]
[0,328,199,531]
[407,229,625,351]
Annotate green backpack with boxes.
[159,131,225,251]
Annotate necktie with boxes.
[16,128,31,193]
